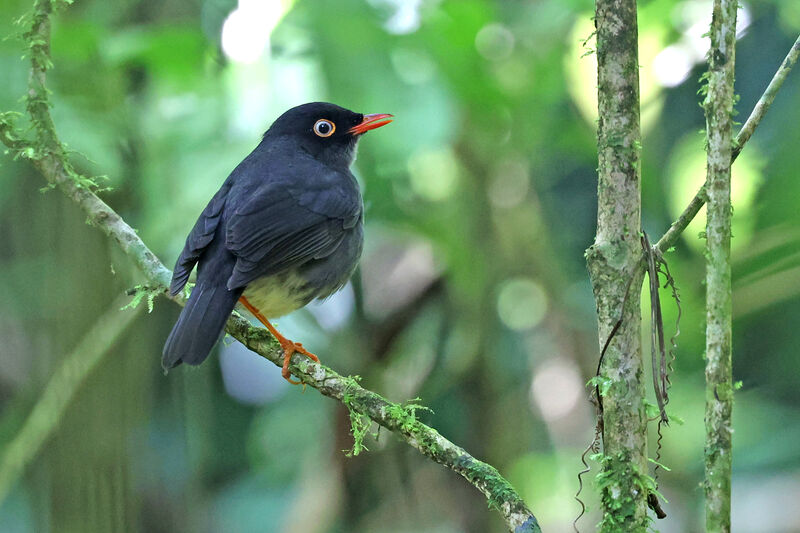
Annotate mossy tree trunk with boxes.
[703,1,738,531]
[585,0,649,530]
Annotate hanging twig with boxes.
[652,257,681,488]
[642,232,668,424]
[573,421,602,533]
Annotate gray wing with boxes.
[225,172,361,290]
[169,179,232,295]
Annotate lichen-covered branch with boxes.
[584,0,649,530]
[0,295,143,505]
[655,33,800,255]
[702,1,738,531]
[230,318,539,532]
[0,2,540,531]
[654,186,707,257]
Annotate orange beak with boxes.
[349,113,394,135]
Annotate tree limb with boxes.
[0,1,540,531]
[702,0,738,530]
[655,33,800,255]
[584,0,649,529]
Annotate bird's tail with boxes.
[162,282,243,370]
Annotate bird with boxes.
[162,102,393,383]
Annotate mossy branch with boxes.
[584,0,649,529]
[655,33,800,255]
[0,2,540,531]
[702,1,738,530]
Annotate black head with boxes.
[263,102,392,169]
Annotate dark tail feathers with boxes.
[162,282,243,370]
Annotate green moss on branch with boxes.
[586,0,649,528]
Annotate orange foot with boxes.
[239,296,320,385]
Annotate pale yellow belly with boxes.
[242,273,312,319]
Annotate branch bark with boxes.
[655,33,800,255]
[585,0,649,530]
[702,1,738,530]
[0,1,540,531]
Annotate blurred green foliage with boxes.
[1,0,799,532]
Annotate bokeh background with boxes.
[1,0,799,531]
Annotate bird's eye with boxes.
[313,119,335,138]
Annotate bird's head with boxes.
[264,102,393,169]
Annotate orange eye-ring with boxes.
[313,119,335,137]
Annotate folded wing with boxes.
[225,173,361,290]
[169,180,232,295]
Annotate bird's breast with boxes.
[242,271,313,319]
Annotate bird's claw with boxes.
[280,341,319,385]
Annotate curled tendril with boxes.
[574,419,602,533]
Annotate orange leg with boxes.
[239,296,319,385]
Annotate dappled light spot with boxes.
[391,48,436,85]
[565,17,664,134]
[497,278,548,331]
[221,0,295,64]
[653,44,695,87]
[673,0,751,52]
[488,156,530,208]
[407,147,460,201]
[475,23,515,61]
[531,358,583,422]
[369,0,424,35]
[653,1,751,88]
[492,58,532,96]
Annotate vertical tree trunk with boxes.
[703,1,738,531]
[585,0,649,530]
